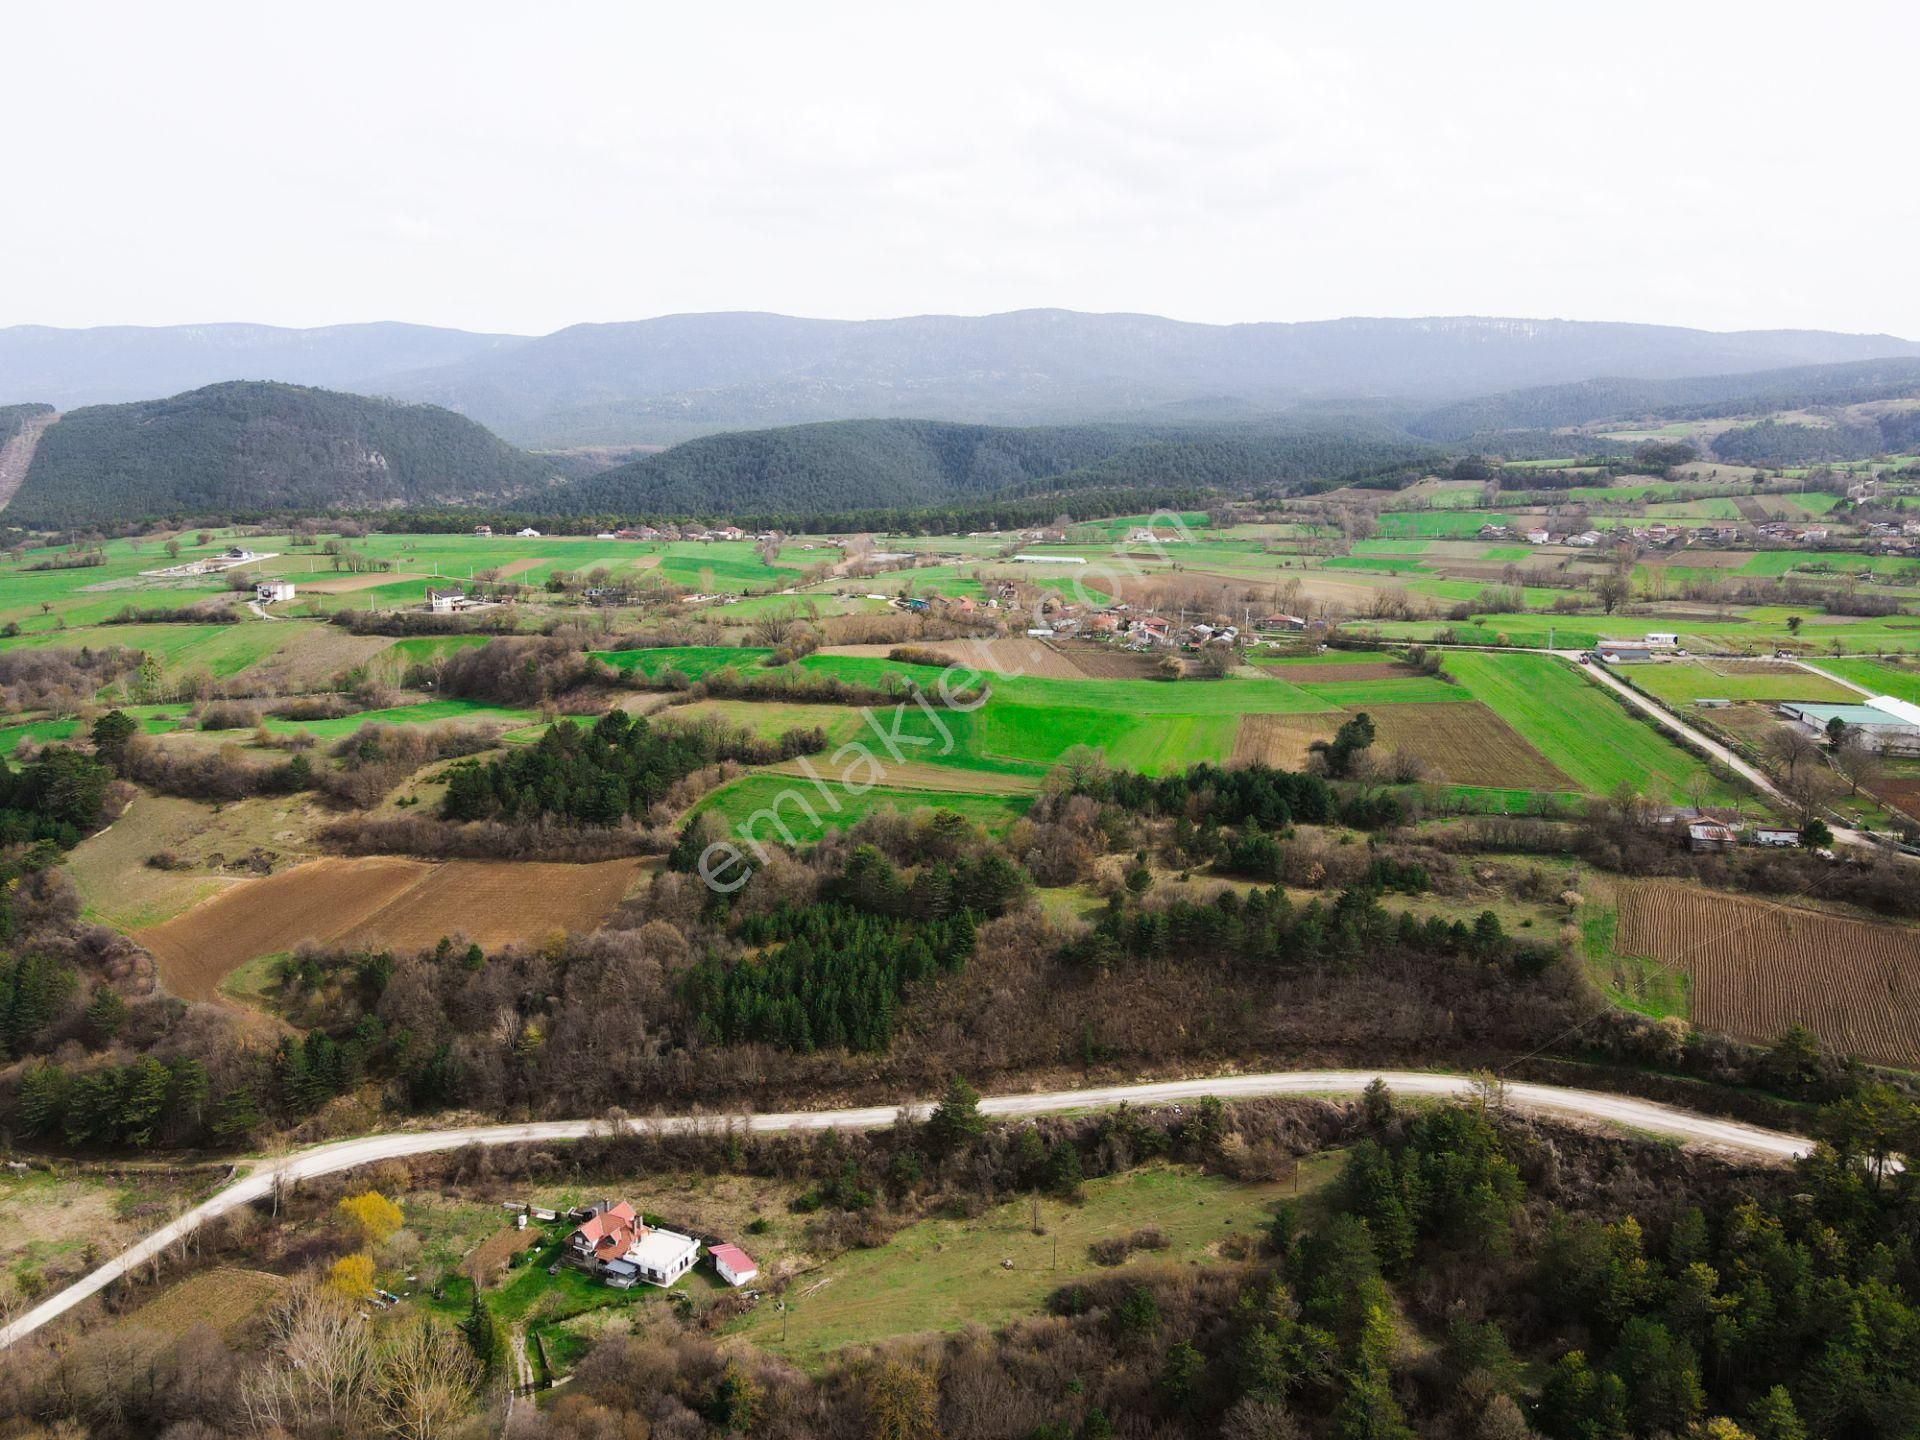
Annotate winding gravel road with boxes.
[0,1070,1811,1351]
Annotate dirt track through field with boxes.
[1617,881,1920,1066]
[135,856,645,1000]
[759,758,1043,795]
[297,571,427,594]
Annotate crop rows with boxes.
[1617,881,1920,1066]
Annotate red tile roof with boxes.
[710,1243,757,1273]
[570,1203,640,1263]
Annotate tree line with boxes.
[441,708,822,825]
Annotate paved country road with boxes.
[0,1070,1812,1351]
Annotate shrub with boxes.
[198,701,261,731]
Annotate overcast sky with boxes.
[6,0,1915,337]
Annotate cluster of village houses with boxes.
[1860,519,1920,554]
[889,588,1308,650]
[551,1199,760,1292]
[1476,521,1840,549]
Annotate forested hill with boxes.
[528,417,1441,520]
[0,403,54,447]
[6,383,568,526]
[1410,356,1920,441]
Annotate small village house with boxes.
[710,1244,759,1288]
[565,1201,701,1288]
[426,586,468,614]
[255,580,296,604]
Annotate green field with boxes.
[260,697,538,740]
[1819,657,1920,703]
[1376,511,1518,538]
[1623,661,1856,706]
[1291,677,1471,706]
[694,775,1032,843]
[1446,652,1730,802]
[594,645,769,679]
[729,1162,1321,1365]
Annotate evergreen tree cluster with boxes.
[1712,414,1918,466]
[0,952,75,1061]
[442,709,821,825]
[1067,760,1336,829]
[1338,1103,1526,1274]
[684,842,1026,1054]
[0,745,114,849]
[1062,883,1540,976]
[14,1054,210,1148]
[686,900,976,1053]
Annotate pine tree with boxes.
[463,1286,503,1374]
[925,1075,986,1158]
[1333,1304,1414,1440]
[210,1083,264,1145]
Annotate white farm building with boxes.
[1779,697,1920,754]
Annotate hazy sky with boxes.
[7,0,1915,337]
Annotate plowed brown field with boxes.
[136,856,645,1000]
[1616,881,1920,1066]
[1233,713,1340,769]
[1366,703,1574,791]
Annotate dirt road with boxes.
[0,1069,1811,1352]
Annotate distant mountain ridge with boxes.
[375,311,1920,446]
[6,382,570,527]
[3,311,1914,448]
[0,322,520,411]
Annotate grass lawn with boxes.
[695,775,1032,843]
[729,1161,1333,1366]
[1582,904,1689,1021]
[1625,661,1856,706]
[0,620,293,679]
[1375,511,1519,539]
[260,697,538,740]
[594,645,769,680]
[1820,657,1920,703]
[1446,651,1729,802]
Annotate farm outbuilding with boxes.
[1596,642,1656,664]
[1778,698,1920,754]
[710,1243,759,1287]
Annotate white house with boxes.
[426,587,468,614]
[627,1227,701,1287]
[710,1243,759,1288]
[255,580,296,604]
[516,527,542,538]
